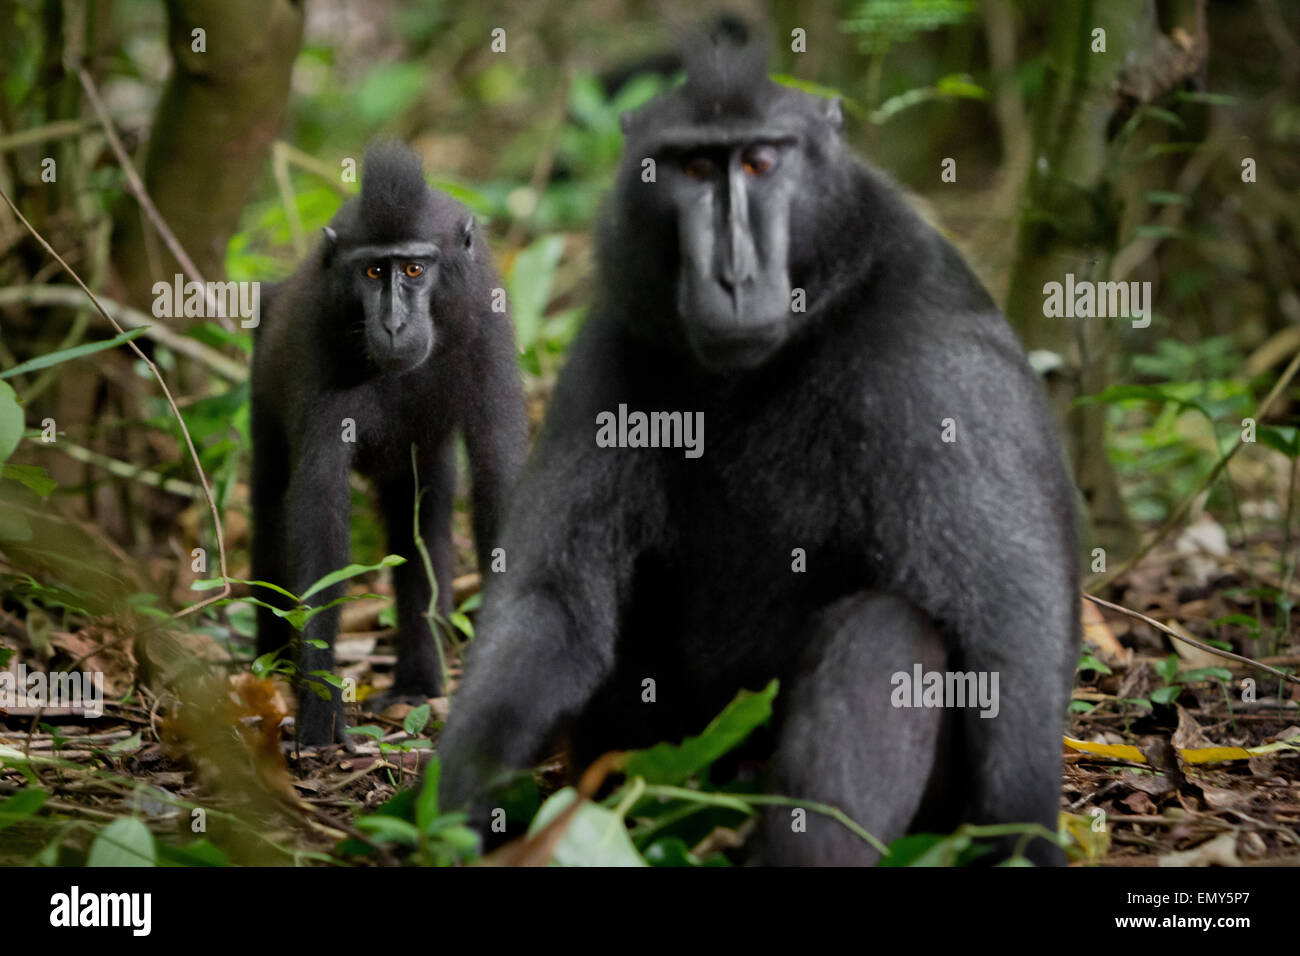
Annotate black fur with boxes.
[439,33,1078,865]
[251,142,527,746]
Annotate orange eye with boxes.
[404,262,424,278]
[741,144,778,177]
[365,264,383,279]
[683,156,714,181]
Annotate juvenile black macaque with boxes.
[251,143,526,746]
[439,29,1078,865]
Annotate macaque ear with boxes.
[321,226,339,262]
[462,218,474,252]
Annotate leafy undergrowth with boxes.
[1,536,1298,866]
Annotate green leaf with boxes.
[508,235,566,352]
[643,836,728,867]
[621,680,777,785]
[87,817,156,866]
[934,73,989,100]
[355,814,420,847]
[417,757,441,834]
[1077,653,1112,675]
[1143,190,1190,205]
[1257,425,1300,459]
[1150,685,1181,705]
[1175,90,1238,107]
[0,327,148,380]
[345,724,385,740]
[527,788,646,866]
[300,554,405,602]
[251,651,284,678]
[404,703,432,736]
[1174,667,1233,684]
[1155,654,1181,682]
[449,611,474,639]
[354,62,430,124]
[1,463,56,496]
[880,832,971,867]
[157,839,230,867]
[0,787,47,832]
[0,381,22,465]
[191,575,298,601]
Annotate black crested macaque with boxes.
[251,143,526,747]
[439,30,1079,865]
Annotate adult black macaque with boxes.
[251,143,526,747]
[439,30,1079,865]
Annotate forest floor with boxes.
[1,529,1297,866]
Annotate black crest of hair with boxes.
[250,140,527,746]
[438,17,1079,868]
[679,15,769,119]
[356,141,433,242]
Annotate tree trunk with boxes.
[109,0,304,307]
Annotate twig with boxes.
[0,119,93,152]
[73,65,234,332]
[1083,593,1300,685]
[274,141,356,196]
[271,142,306,257]
[0,185,230,617]
[53,439,204,498]
[0,284,246,381]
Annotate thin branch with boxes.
[0,284,246,381]
[73,65,235,332]
[1083,593,1300,686]
[0,184,230,617]
[274,141,356,196]
[271,142,306,257]
[54,439,204,498]
[0,119,93,152]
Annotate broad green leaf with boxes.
[527,788,646,867]
[1150,685,1181,704]
[404,703,432,736]
[157,839,230,867]
[87,817,156,866]
[621,680,777,785]
[0,787,47,832]
[0,327,148,380]
[1258,425,1300,459]
[2,463,55,496]
[508,234,566,351]
[0,381,22,464]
